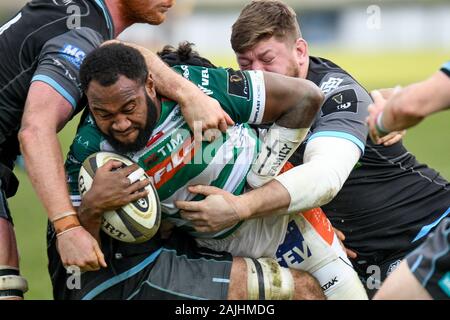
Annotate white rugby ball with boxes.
[78,152,161,243]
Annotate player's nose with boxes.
[112,115,132,132]
[251,60,266,71]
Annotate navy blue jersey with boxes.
[290,57,450,262]
[0,0,113,168]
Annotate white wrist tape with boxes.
[127,167,146,184]
[247,124,309,188]
[274,137,361,213]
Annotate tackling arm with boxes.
[19,82,106,271]
[369,70,450,139]
[247,71,324,187]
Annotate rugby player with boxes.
[177,0,450,296]
[0,0,231,299]
[369,62,450,300]
[48,42,326,300]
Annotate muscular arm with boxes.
[239,137,360,218]
[19,82,74,218]
[261,71,324,128]
[368,71,450,139]
[19,82,106,270]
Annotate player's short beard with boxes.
[120,0,164,25]
[287,58,301,78]
[105,93,158,154]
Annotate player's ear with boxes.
[145,73,156,98]
[295,38,308,65]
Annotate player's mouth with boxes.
[113,128,138,140]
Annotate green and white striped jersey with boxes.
[66,66,266,239]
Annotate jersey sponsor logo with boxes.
[157,132,185,157]
[181,65,190,79]
[276,220,312,267]
[146,136,196,189]
[60,44,86,69]
[201,68,209,86]
[320,77,344,94]
[227,69,250,100]
[321,89,358,117]
[257,143,293,176]
[197,84,213,96]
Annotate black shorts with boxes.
[406,218,450,299]
[0,161,19,223]
[47,229,233,300]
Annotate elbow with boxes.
[309,84,325,112]
[18,125,41,154]
[300,82,324,126]
[316,184,340,207]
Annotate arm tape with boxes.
[275,136,361,213]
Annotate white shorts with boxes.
[196,208,368,300]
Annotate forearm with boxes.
[134,45,201,106]
[237,179,291,220]
[244,137,359,218]
[381,71,450,132]
[380,88,424,132]
[19,127,75,221]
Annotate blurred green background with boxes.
[10,50,450,299]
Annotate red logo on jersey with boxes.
[146,136,196,189]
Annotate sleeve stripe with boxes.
[247,70,266,124]
[31,75,77,109]
[308,131,365,154]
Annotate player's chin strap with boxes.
[0,266,29,299]
[244,258,294,300]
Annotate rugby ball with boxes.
[78,152,161,243]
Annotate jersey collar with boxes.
[93,0,115,39]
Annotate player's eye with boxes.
[123,104,136,114]
[262,57,275,64]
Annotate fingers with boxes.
[175,200,202,212]
[370,90,384,104]
[218,118,228,133]
[120,163,141,176]
[380,130,406,146]
[333,227,345,241]
[101,159,125,172]
[224,111,235,126]
[346,249,358,259]
[187,185,223,196]
[94,242,107,268]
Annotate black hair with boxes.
[157,41,217,68]
[80,43,148,92]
